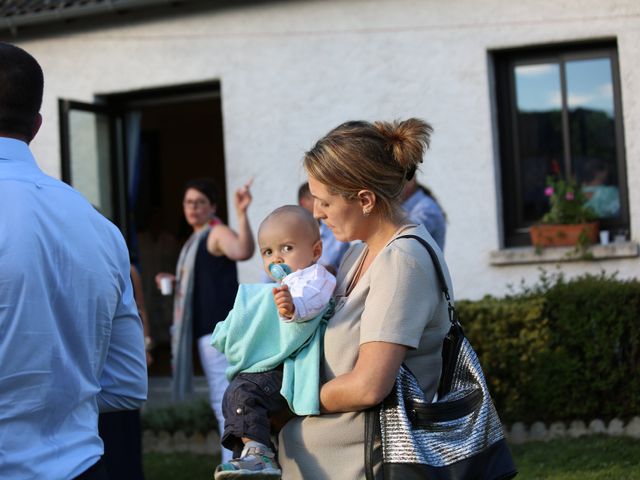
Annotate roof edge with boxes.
[0,0,189,36]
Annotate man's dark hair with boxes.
[183,178,219,205]
[298,182,311,202]
[0,42,44,140]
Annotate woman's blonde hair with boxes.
[303,118,433,221]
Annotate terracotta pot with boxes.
[529,222,599,247]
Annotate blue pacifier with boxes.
[269,263,292,281]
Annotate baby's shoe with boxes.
[214,441,281,479]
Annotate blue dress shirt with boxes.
[0,138,147,479]
[318,221,350,272]
[402,188,447,251]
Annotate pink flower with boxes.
[544,187,554,197]
[566,192,574,200]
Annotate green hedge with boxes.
[142,399,217,435]
[459,272,640,424]
[142,272,640,432]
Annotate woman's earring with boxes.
[363,209,371,217]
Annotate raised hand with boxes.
[234,178,253,215]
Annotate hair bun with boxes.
[374,118,433,172]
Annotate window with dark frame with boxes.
[494,40,629,247]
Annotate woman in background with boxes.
[156,178,254,463]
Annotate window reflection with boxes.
[514,63,562,222]
[566,58,620,218]
[581,158,620,218]
[515,63,561,112]
[69,110,113,219]
[495,43,627,246]
[566,58,614,116]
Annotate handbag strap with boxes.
[396,235,465,396]
[395,234,459,326]
[365,233,460,480]
[364,405,379,480]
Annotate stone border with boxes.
[506,417,640,444]
[143,416,640,454]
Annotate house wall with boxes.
[14,0,640,299]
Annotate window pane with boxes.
[68,110,113,219]
[514,63,563,222]
[566,58,620,218]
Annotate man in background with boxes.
[298,182,350,274]
[401,176,447,251]
[0,42,147,479]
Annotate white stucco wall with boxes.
[13,0,640,299]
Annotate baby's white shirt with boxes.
[280,263,336,322]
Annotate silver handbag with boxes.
[365,235,517,480]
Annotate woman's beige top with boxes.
[278,224,452,480]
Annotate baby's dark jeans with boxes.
[221,368,289,456]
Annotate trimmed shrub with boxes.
[141,399,217,435]
[459,272,640,424]
[142,273,639,433]
[458,295,548,423]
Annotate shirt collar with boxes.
[0,136,36,163]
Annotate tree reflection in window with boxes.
[495,43,628,246]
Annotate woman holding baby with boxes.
[278,119,453,479]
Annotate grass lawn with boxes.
[510,436,640,479]
[143,436,640,479]
[144,452,219,479]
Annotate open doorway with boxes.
[129,92,228,376]
[60,81,227,377]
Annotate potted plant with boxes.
[529,175,599,248]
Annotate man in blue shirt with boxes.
[0,42,147,479]
[298,182,350,274]
[401,176,447,251]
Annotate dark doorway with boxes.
[131,94,227,376]
[60,81,227,377]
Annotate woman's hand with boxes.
[154,272,175,291]
[273,284,294,319]
[319,341,407,413]
[234,178,253,216]
[207,178,256,261]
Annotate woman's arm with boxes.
[207,180,255,260]
[321,241,442,413]
[320,341,407,413]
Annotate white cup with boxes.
[160,276,173,296]
[599,230,610,245]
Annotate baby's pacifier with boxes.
[269,263,292,281]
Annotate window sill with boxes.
[490,241,639,266]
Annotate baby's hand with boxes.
[273,284,294,319]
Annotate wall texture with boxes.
[13,0,640,298]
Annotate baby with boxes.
[212,205,336,479]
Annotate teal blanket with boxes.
[211,283,329,415]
